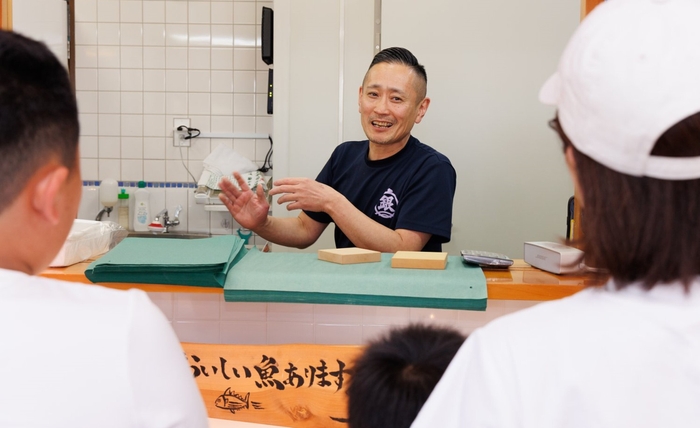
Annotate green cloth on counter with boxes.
[85,235,247,287]
[224,248,487,310]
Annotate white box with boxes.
[49,220,115,267]
[523,241,584,274]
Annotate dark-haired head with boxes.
[0,30,79,215]
[551,113,700,291]
[347,323,465,428]
[366,47,427,100]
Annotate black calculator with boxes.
[460,250,514,269]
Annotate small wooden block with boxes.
[391,251,448,270]
[318,248,381,265]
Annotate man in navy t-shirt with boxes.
[219,47,456,252]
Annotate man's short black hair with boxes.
[0,30,79,214]
[368,47,427,99]
[347,323,466,428]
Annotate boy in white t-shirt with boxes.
[0,30,208,427]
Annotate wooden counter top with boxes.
[487,260,602,300]
[41,259,603,301]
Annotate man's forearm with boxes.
[252,215,323,249]
[325,198,429,252]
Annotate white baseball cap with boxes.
[539,0,700,180]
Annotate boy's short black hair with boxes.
[0,30,79,214]
[347,323,466,428]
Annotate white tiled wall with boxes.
[148,293,544,345]
[74,0,272,238]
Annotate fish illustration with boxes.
[214,388,263,414]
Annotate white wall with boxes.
[274,0,580,257]
[12,0,68,66]
[270,0,374,251]
[383,0,579,257]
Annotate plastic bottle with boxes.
[117,189,130,230]
[133,181,150,232]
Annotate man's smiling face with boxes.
[358,62,429,152]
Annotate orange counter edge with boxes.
[41,259,600,301]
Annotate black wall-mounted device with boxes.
[261,7,273,65]
[267,69,273,114]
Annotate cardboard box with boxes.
[391,251,448,270]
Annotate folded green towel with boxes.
[85,238,488,310]
[224,248,487,310]
[85,235,247,288]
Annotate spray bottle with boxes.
[117,188,130,230]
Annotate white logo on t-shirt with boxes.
[374,188,399,219]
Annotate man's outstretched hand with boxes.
[219,172,270,230]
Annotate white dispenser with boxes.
[96,178,118,221]
[133,181,150,232]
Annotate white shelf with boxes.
[198,132,269,139]
[203,204,229,212]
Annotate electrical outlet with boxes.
[173,118,191,147]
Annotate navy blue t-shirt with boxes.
[304,136,456,252]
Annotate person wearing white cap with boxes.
[410,0,700,427]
